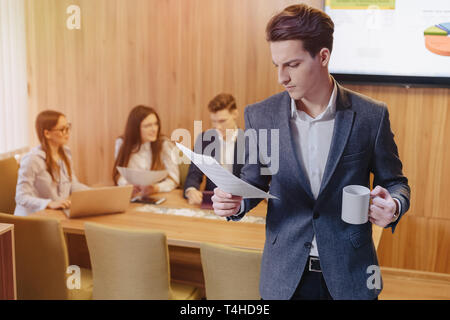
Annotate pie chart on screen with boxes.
[424,23,450,56]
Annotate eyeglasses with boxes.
[51,123,72,135]
[141,123,159,130]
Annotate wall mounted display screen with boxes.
[324,0,450,86]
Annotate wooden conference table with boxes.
[32,189,383,290]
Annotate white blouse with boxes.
[115,138,179,192]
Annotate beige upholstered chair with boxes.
[0,213,92,299]
[84,222,201,300]
[200,242,262,300]
[0,157,19,214]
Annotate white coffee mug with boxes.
[342,185,371,224]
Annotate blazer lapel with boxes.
[318,84,354,196]
[273,92,314,200]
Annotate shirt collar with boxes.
[290,80,338,121]
[32,146,47,159]
[217,128,238,143]
[141,141,151,151]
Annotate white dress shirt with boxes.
[290,82,338,257]
[115,138,180,192]
[218,128,238,173]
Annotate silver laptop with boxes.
[64,185,133,218]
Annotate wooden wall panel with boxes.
[25,0,450,273]
[377,216,450,273]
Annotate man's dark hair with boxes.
[207,93,237,113]
[265,4,334,58]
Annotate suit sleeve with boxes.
[183,134,206,197]
[228,106,272,221]
[371,105,411,233]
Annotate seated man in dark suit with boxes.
[184,93,244,205]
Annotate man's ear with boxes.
[319,48,331,67]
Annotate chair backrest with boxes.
[0,157,19,214]
[0,213,69,299]
[84,222,172,299]
[200,242,262,300]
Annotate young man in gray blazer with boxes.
[212,4,410,300]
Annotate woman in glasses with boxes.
[14,110,88,216]
[113,105,179,197]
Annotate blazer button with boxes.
[304,242,312,249]
[313,211,320,219]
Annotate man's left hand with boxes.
[369,186,398,228]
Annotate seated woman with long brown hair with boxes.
[113,105,179,197]
[15,110,88,216]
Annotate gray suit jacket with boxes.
[232,83,410,300]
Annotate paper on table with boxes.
[176,143,277,199]
[117,167,168,186]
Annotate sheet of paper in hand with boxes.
[175,142,277,199]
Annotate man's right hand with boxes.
[47,199,71,210]
[186,188,203,205]
[212,188,243,217]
